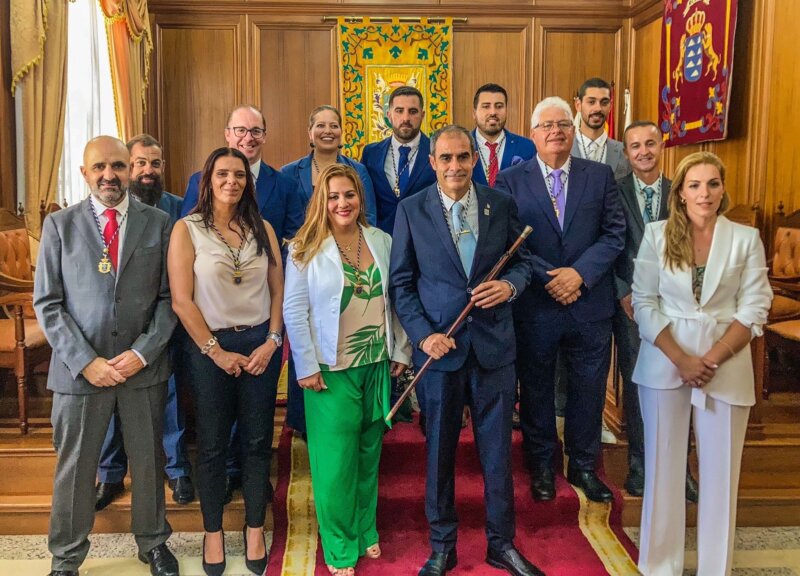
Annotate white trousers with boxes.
[637,385,750,576]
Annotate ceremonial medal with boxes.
[393,186,400,197]
[354,283,364,295]
[98,252,112,274]
[209,222,247,286]
[88,202,127,275]
[334,226,365,294]
[233,269,243,285]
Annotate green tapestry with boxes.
[337,17,453,159]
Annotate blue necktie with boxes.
[642,186,655,223]
[398,145,411,195]
[452,201,476,276]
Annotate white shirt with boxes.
[250,159,261,182]
[475,129,508,176]
[535,155,571,205]
[438,184,479,244]
[576,130,608,163]
[633,172,663,220]
[383,132,422,186]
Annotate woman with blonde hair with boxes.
[632,151,772,575]
[283,164,411,575]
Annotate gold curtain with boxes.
[99,0,153,142]
[10,0,68,238]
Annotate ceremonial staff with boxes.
[386,224,533,422]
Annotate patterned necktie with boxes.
[103,208,119,270]
[486,142,499,188]
[550,169,565,229]
[398,145,411,194]
[642,186,656,224]
[452,201,476,276]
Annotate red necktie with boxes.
[486,142,499,188]
[103,208,119,270]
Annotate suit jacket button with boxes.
[115,297,121,303]
[112,331,118,336]
[466,316,473,323]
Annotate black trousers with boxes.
[611,303,645,466]
[184,321,280,531]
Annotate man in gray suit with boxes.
[34,136,179,576]
[571,77,631,180]
[614,121,697,502]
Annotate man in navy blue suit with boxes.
[390,125,542,576]
[361,86,436,234]
[94,134,194,511]
[470,83,535,188]
[495,97,625,504]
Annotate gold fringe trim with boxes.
[282,434,319,575]
[11,0,50,96]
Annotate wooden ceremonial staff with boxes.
[386,225,533,422]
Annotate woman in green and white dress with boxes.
[284,164,411,576]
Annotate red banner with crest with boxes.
[659,0,738,147]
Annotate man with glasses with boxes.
[181,105,302,504]
[495,97,625,503]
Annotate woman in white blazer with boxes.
[632,151,772,576]
[284,164,411,576]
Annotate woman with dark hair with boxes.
[632,151,772,575]
[169,146,284,576]
[284,164,410,575]
[280,105,378,437]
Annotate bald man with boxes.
[34,136,179,576]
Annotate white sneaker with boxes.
[601,420,618,444]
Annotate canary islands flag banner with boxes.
[337,17,453,159]
[659,0,738,147]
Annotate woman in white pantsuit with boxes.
[631,151,772,576]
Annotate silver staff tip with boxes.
[521,225,533,239]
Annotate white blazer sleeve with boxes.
[632,224,672,344]
[283,251,321,380]
[732,229,773,338]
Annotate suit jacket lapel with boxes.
[606,141,621,170]
[426,186,466,280]
[75,199,106,264]
[527,162,562,236]
[255,162,275,214]
[117,199,147,279]
[562,161,586,234]
[500,132,516,170]
[298,155,314,204]
[619,175,645,237]
[471,186,491,280]
[700,216,733,306]
[405,135,430,194]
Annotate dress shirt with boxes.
[437,184,479,244]
[383,132,422,185]
[475,129,507,178]
[535,155,571,205]
[633,172,663,219]
[576,130,608,163]
[250,159,261,182]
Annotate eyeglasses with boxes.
[534,121,574,132]
[227,126,266,139]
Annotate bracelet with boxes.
[200,336,218,355]
[717,338,736,358]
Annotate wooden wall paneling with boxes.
[629,17,660,126]
[0,0,16,210]
[252,17,336,169]
[451,19,532,136]
[150,15,245,196]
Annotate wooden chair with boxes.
[760,206,800,399]
[0,209,51,433]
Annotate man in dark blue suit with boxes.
[391,125,542,576]
[470,83,535,188]
[180,105,304,246]
[94,134,195,511]
[495,97,625,504]
[361,86,437,234]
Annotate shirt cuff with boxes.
[132,349,148,367]
[502,280,518,302]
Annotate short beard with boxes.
[129,180,163,207]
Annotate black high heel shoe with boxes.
[202,531,226,576]
[243,524,269,575]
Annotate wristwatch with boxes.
[266,331,283,347]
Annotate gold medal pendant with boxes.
[354,283,364,295]
[233,270,243,285]
[98,256,112,274]
[393,186,400,197]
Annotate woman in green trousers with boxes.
[284,164,411,575]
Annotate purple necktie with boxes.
[550,168,565,229]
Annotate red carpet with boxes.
[268,417,639,575]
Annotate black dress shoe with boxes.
[530,466,555,501]
[418,549,457,575]
[48,571,78,576]
[624,462,645,497]
[567,468,613,503]
[223,474,242,505]
[486,546,546,576]
[168,476,195,505]
[94,481,125,511]
[686,470,699,503]
[243,524,269,575]
[202,532,225,576]
[138,543,179,576]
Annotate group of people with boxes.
[32,77,772,576]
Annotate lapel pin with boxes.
[484,204,490,216]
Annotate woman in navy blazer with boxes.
[632,152,772,575]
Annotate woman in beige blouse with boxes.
[168,147,284,576]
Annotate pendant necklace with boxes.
[334,225,365,294]
[209,222,246,284]
[580,132,606,163]
[436,184,473,255]
[89,202,128,274]
[389,144,418,197]
[476,132,506,180]
[543,157,571,220]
